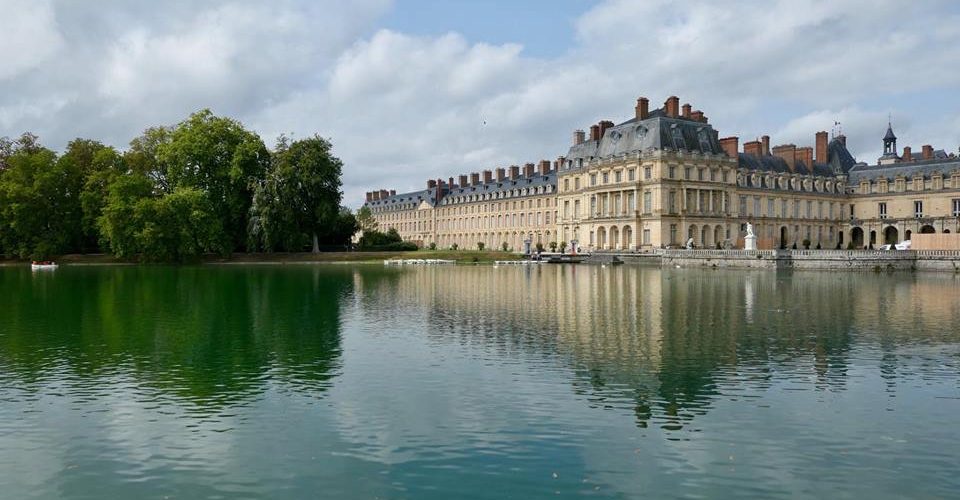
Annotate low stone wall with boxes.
[587,249,960,272]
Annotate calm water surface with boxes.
[1,264,959,499]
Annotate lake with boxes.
[1,264,958,499]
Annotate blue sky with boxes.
[2,0,959,204]
[384,0,593,58]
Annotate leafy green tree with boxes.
[0,135,84,258]
[356,205,378,234]
[249,135,345,252]
[58,139,125,252]
[132,187,229,262]
[159,110,269,252]
[97,173,155,258]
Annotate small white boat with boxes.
[31,261,58,270]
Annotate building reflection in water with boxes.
[359,265,960,432]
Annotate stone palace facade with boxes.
[363,95,960,251]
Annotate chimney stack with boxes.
[719,137,739,159]
[922,144,934,160]
[665,96,680,118]
[901,146,912,162]
[682,103,692,119]
[470,172,480,185]
[743,140,762,157]
[690,110,704,122]
[636,97,649,120]
[589,124,601,141]
[509,165,520,179]
[797,147,813,169]
[815,131,829,164]
[761,135,771,156]
[365,192,373,202]
[573,129,586,145]
[459,174,468,187]
[389,189,396,197]
[772,144,798,172]
[598,120,614,139]
[496,167,506,181]
[539,160,551,175]
[448,177,455,188]
[483,170,493,183]
[427,179,437,189]
[557,156,566,171]
[380,189,390,199]
[523,163,535,178]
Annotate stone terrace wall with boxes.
[592,249,960,272]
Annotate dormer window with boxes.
[671,126,685,150]
[697,129,712,152]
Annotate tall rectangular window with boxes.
[669,190,677,213]
[615,170,622,183]
[739,196,747,215]
[753,197,761,216]
[644,167,652,180]
[685,167,692,180]
[628,168,636,181]
[602,172,609,184]
[915,200,923,218]
[806,200,812,218]
[564,179,570,191]
[953,199,960,217]
[575,178,580,190]
[781,199,788,218]
[878,202,887,218]
[574,200,580,218]
[669,166,676,179]
[628,192,636,211]
[768,198,775,217]
[564,200,570,217]
[590,174,597,186]
[643,229,651,245]
[643,191,652,213]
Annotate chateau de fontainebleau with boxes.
[364,95,960,252]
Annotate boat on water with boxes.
[31,261,59,270]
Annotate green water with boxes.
[1,264,959,499]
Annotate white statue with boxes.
[685,237,694,250]
[744,222,757,250]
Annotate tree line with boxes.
[0,110,358,261]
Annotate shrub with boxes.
[549,241,557,252]
[451,243,458,250]
[535,242,544,253]
[802,238,811,249]
[477,242,485,251]
[501,242,509,252]
[558,241,567,253]
[428,242,437,250]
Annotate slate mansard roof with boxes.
[565,114,723,166]
[848,157,960,183]
[365,171,558,212]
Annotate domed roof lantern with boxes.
[883,120,897,156]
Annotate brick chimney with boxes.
[538,160,551,175]
[599,120,614,139]
[922,144,934,160]
[448,177,455,187]
[427,179,437,189]
[796,147,813,169]
[496,167,506,181]
[719,137,739,159]
[470,172,480,185]
[815,131,828,164]
[761,135,770,156]
[901,146,912,162]
[589,124,601,141]
[371,191,379,201]
[389,189,396,197]
[573,129,586,145]
[483,170,493,183]
[743,140,762,157]
[459,174,468,187]
[380,189,390,199]
[523,163,535,178]
[836,134,847,147]
[772,144,797,171]
[636,97,649,120]
[690,110,704,122]
[509,165,520,179]
[365,192,373,202]
[682,103,692,119]
[665,96,680,118]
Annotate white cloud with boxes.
[2,0,959,206]
[0,0,64,80]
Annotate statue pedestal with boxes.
[744,235,757,250]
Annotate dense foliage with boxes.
[0,111,357,261]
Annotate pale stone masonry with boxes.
[364,94,960,251]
